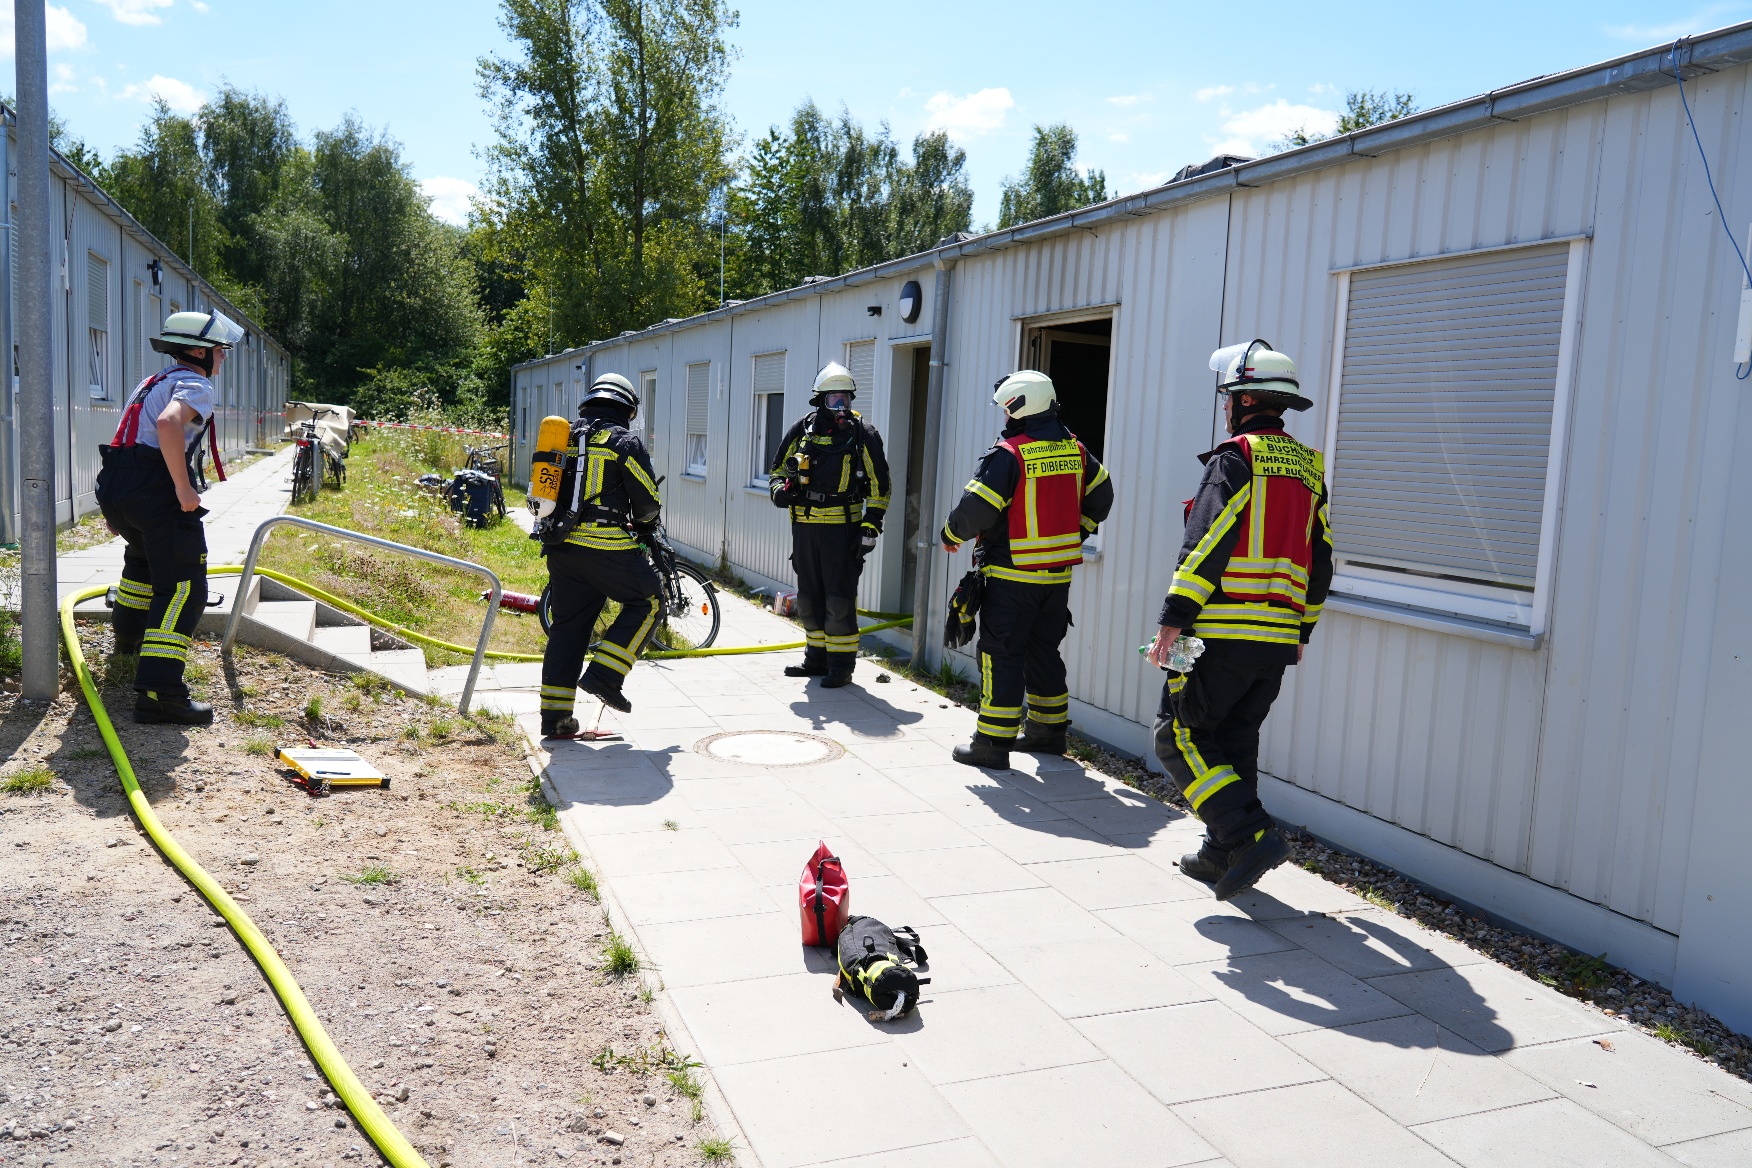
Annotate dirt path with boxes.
[0,625,724,1168]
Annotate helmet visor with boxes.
[819,391,852,411]
[200,311,245,349]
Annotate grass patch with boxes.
[521,840,577,875]
[234,708,285,729]
[2,765,54,795]
[523,779,559,831]
[667,1067,704,1100]
[662,819,680,831]
[344,865,396,886]
[569,866,600,900]
[303,694,324,721]
[65,746,108,761]
[242,735,276,757]
[1655,1022,1715,1056]
[342,690,364,712]
[184,659,213,685]
[602,932,640,978]
[0,609,22,680]
[427,717,455,739]
[698,1136,735,1162]
[456,866,486,885]
[54,510,116,555]
[1359,885,1397,913]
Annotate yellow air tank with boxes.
[528,415,573,518]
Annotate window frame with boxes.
[683,360,712,479]
[1321,238,1589,644]
[640,369,657,447]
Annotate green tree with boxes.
[478,0,738,355]
[996,124,1108,230]
[102,99,227,275]
[201,85,299,292]
[1278,90,1417,150]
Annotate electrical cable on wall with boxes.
[1671,38,1752,380]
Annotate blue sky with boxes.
[5,0,1747,227]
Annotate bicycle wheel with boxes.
[290,445,315,503]
[649,562,720,652]
[325,451,346,488]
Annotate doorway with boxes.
[899,345,931,611]
[1021,316,1111,459]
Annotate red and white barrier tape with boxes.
[357,420,510,439]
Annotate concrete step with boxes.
[251,600,316,642]
[309,624,372,656]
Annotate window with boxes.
[1328,241,1577,630]
[1020,316,1111,459]
[750,351,787,486]
[845,339,875,400]
[685,361,710,476]
[640,370,657,445]
[87,253,110,399]
[129,279,143,388]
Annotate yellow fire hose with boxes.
[57,566,914,1163]
[59,586,431,1167]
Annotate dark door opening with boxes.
[900,345,931,610]
[1022,317,1111,460]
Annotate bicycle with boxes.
[538,519,721,652]
[286,403,338,505]
[463,441,508,517]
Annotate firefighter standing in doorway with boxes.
[535,373,664,736]
[941,370,1113,769]
[1149,340,1333,901]
[768,362,891,687]
[94,310,243,726]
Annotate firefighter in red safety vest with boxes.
[1148,340,1333,901]
[940,370,1113,769]
[93,310,243,726]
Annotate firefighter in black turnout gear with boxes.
[769,362,891,687]
[941,370,1113,770]
[535,373,664,736]
[1149,341,1333,901]
[94,310,244,726]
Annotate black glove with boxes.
[632,520,659,543]
[771,480,800,508]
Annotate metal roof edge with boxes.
[513,20,1752,374]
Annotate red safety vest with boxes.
[1198,429,1322,639]
[109,367,226,482]
[999,433,1089,570]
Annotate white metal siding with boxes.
[845,339,874,397]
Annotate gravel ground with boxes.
[0,625,730,1168]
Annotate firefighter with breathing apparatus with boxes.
[1149,340,1333,901]
[94,310,242,726]
[768,363,891,687]
[940,370,1113,769]
[527,373,663,736]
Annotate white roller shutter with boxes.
[845,339,875,398]
[686,361,711,435]
[1332,243,1569,590]
[752,351,786,396]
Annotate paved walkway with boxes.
[525,594,1752,1168]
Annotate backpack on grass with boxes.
[835,915,929,1021]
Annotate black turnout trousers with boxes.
[1152,640,1290,848]
[540,543,662,716]
[974,576,1072,740]
[791,522,864,671]
[96,446,208,701]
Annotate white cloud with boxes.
[0,6,90,54]
[421,176,479,226]
[1107,130,1130,143]
[1211,99,1338,155]
[1106,94,1143,107]
[119,74,204,113]
[191,1,210,11]
[1195,85,1235,103]
[50,62,75,94]
[1605,4,1739,42]
[93,0,175,26]
[923,87,1014,138]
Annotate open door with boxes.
[1020,317,1111,459]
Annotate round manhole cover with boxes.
[695,730,844,768]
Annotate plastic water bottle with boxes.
[1138,634,1206,673]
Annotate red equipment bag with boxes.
[799,841,849,948]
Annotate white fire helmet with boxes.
[1208,339,1313,412]
[810,362,857,404]
[150,310,244,354]
[992,369,1056,418]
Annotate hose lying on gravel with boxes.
[208,564,913,664]
[58,585,431,1168]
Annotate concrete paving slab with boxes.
[671,773,797,812]
[793,1137,1004,1168]
[931,886,1119,948]
[1367,962,1610,1054]
[891,983,1104,1085]
[1412,1097,1681,1168]
[689,801,841,846]
[1280,1014,1555,1125]
[1029,853,1211,910]
[1097,898,1301,966]
[1502,1029,1752,1145]
[1662,1127,1752,1167]
[1183,949,1415,1036]
[606,864,773,926]
[943,1061,1219,1168]
[1175,1080,1457,1168]
[835,809,985,855]
[584,827,739,877]
[1075,1000,1327,1105]
[800,873,947,928]
[669,971,887,1065]
[1265,909,1485,979]
[880,843,1046,899]
[1053,790,1191,842]
[990,935,1210,1018]
[905,922,1017,993]
[786,772,935,818]
[712,1046,971,1168]
[969,818,1118,865]
[728,835,892,886]
[637,910,835,988]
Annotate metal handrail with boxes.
[221,516,502,714]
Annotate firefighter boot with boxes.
[822,662,855,689]
[134,692,214,727]
[541,714,581,740]
[1177,838,1231,884]
[1214,828,1292,902]
[785,651,829,678]
[1014,719,1069,755]
[579,673,632,714]
[951,732,1011,770]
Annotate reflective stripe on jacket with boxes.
[767,410,891,528]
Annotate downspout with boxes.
[907,255,956,669]
[0,112,15,545]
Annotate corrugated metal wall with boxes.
[507,60,1750,943]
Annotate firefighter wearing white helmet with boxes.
[938,369,1114,769]
[534,370,664,735]
[768,362,891,686]
[91,309,245,727]
[1146,339,1333,901]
